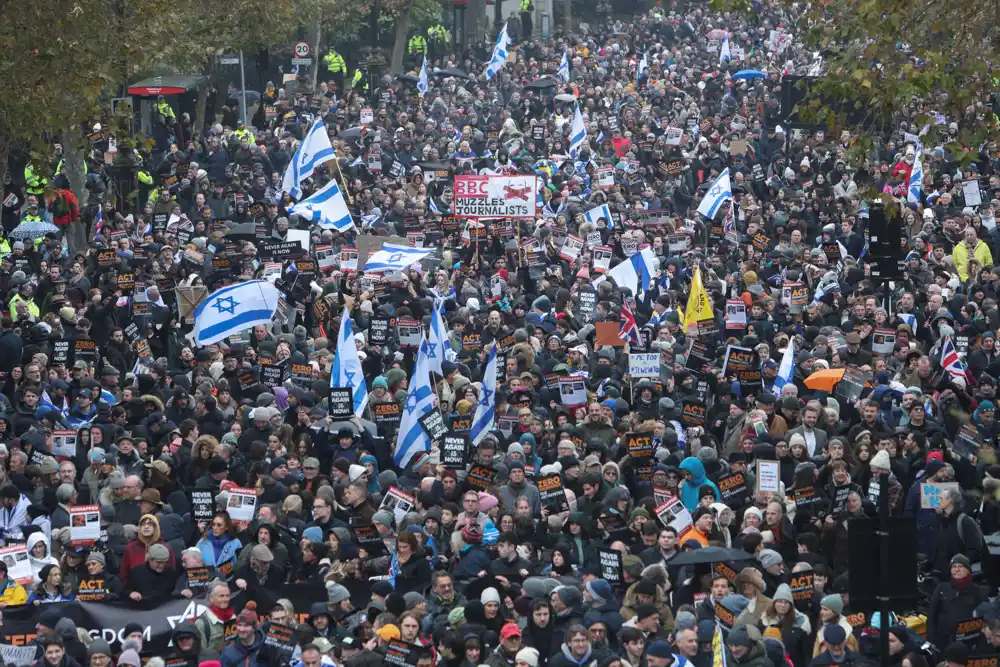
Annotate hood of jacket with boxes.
[679,457,708,485]
[138,514,162,545]
[27,532,50,564]
[559,643,593,666]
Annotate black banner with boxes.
[328,388,354,420]
[598,548,623,585]
[442,433,468,469]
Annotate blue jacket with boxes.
[678,458,720,512]
[196,537,242,571]
[220,629,264,667]
[453,544,492,583]
[903,472,941,555]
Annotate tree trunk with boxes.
[195,80,209,136]
[390,5,413,75]
[64,134,90,257]
[310,22,322,91]
[564,0,571,32]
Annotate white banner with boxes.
[629,353,661,378]
[453,175,538,219]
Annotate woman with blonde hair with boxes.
[760,584,812,666]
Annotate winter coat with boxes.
[813,618,860,656]
[547,643,599,667]
[27,532,59,585]
[453,544,492,583]
[620,576,676,633]
[927,579,989,648]
[761,610,812,667]
[678,458,720,511]
[220,630,265,667]
[119,515,177,585]
[196,535,243,578]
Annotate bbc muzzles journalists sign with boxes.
[453,175,537,219]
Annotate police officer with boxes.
[520,0,533,38]
[323,48,347,90]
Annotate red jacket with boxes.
[48,190,79,226]
[119,538,176,585]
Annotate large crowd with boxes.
[1,3,1000,667]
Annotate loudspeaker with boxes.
[847,516,919,613]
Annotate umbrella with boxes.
[804,368,847,392]
[328,418,377,438]
[227,90,261,105]
[732,69,766,81]
[706,29,729,40]
[337,126,366,140]
[524,77,559,90]
[396,73,419,84]
[667,546,755,566]
[554,93,578,102]
[434,67,470,79]
[8,221,59,241]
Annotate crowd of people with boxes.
[1,2,1000,667]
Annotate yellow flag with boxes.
[683,266,714,334]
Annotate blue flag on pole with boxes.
[281,118,335,200]
[471,343,498,446]
[330,307,369,417]
[394,338,436,468]
[288,178,355,232]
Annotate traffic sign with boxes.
[293,41,311,58]
[292,58,313,66]
[218,55,240,65]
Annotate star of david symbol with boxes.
[389,252,405,264]
[426,342,438,359]
[212,296,239,315]
[711,185,722,197]
[344,369,356,386]
[480,387,494,406]
[406,393,419,414]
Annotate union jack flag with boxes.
[941,335,972,385]
[619,298,642,346]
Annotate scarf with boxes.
[211,605,235,622]
[207,533,229,561]
[953,573,973,589]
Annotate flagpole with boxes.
[334,157,353,205]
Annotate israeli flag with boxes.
[637,49,648,83]
[471,343,498,446]
[288,178,355,232]
[429,198,441,215]
[584,203,613,228]
[899,313,917,331]
[569,105,587,158]
[597,247,656,297]
[418,56,430,96]
[696,168,732,219]
[558,51,571,83]
[484,24,510,80]
[427,299,455,376]
[365,243,434,273]
[193,280,281,346]
[907,146,923,205]
[394,338,436,468]
[330,307,369,417]
[772,340,795,396]
[281,118,335,200]
[719,35,731,65]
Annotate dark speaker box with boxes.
[847,516,920,613]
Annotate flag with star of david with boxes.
[394,338,436,468]
[193,280,281,346]
[427,299,454,376]
[364,243,434,273]
[471,342,498,446]
[696,168,732,220]
[330,307,369,417]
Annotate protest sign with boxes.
[757,460,781,493]
[442,433,468,469]
[598,548,624,585]
[537,474,569,512]
[921,482,960,509]
[70,505,101,545]
[225,487,258,521]
[51,430,78,457]
[380,486,415,527]
[717,471,750,508]
[453,175,537,219]
[328,388,355,420]
[190,490,214,520]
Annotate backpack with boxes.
[955,513,983,575]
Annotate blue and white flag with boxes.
[696,168,732,219]
[394,338,436,468]
[288,178,355,232]
[772,340,795,396]
[330,307,369,417]
[636,49,648,83]
[428,198,441,215]
[417,56,430,96]
[471,343,498,446]
[92,208,104,241]
[584,203,613,228]
[365,243,434,273]
[598,247,656,297]
[907,146,923,205]
[281,118,335,200]
[427,299,454,376]
[558,51,571,83]
[484,24,510,80]
[569,105,587,158]
[193,280,281,346]
[719,35,732,65]
[899,313,917,331]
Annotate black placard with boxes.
[466,465,496,491]
[717,471,750,508]
[418,410,448,441]
[329,388,354,420]
[353,523,388,557]
[442,432,468,469]
[598,547,624,585]
[190,490,214,520]
[369,316,391,345]
[260,362,284,387]
[374,403,402,436]
[537,474,569,512]
[74,339,98,362]
[52,340,70,365]
[384,639,421,667]
[259,240,304,260]
[264,624,297,664]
